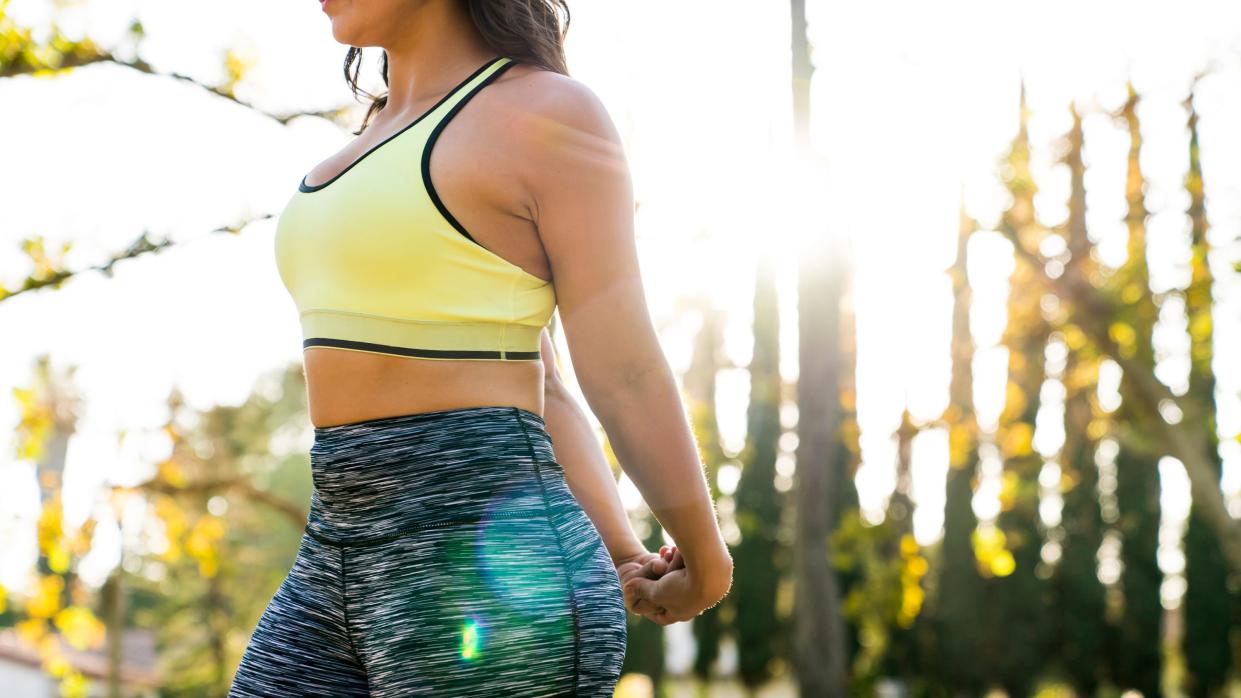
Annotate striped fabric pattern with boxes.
[228,406,628,697]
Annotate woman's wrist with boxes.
[683,541,733,599]
[606,535,652,566]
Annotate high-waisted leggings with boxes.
[227,405,628,697]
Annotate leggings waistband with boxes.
[305,405,561,546]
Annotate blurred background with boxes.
[3,0,1241,696]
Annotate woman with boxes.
[229,1,732,695]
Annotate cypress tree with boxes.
[1047,102,1109,695]
[990,80,1054,697]
[732,252,789,690]
[928,199,988,695]
[1108,82,1164,698]
[1180,81,1233,697]
[835,214,864,673]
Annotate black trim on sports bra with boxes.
[304,337,540,361]
[298,55,508,193]
[420,58,521,247]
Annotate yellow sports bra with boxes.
[273,55,555,362]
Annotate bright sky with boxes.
[2,0,1240,621]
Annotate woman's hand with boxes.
[621,545,731,626]
[613,545,684,621]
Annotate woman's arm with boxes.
[511,74,732,615]
[538,328,646,566]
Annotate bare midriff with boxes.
[303,348,545,428]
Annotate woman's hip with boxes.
[291,403,626,693]
[304,404,561,545]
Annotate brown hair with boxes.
[343,0,571,136]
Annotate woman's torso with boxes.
[274,56,555,428]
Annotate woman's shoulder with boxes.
[490,61,623,158]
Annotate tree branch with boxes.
[1001,227,1241,575]
[0,215,272,303]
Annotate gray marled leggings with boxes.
[228,406,627,697]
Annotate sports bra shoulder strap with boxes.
[422,55,517,130]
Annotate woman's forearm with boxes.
[584,358,732,593]
[543,383,646,565]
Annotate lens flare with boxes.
[461,616,482,660]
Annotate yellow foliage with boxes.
[154,496,187,561]
[68,521,97,558]
[48,544,70,574]
[1000,422,1034,459]
[54,606,106,651]
[188,515,226,578]
[840,387,857,412]
[999,470,1020,511]
[1087,418,1109,441]
[991,550,1016,576]
[224,46,259,87]
[37,499,64,552]
[45,652,70,678]
[158,459,188,488]
[199,556,220,578]
[899,533,919,558]
[187,516,225,555]
[837,418,860,452]
[899,584,924,627]
[1059,471,1078,493]
[12,386,54,461]
[1062,324,1088,351]
[906,555,929,578]
[1109,322,1137,352]
[59,671,90,698]
[1002,382,1029,424]
[0,584,6,613]
[973,525,1013,577]
[948,424,973,468]
[973,525,1005,549]
[17,618,48,645]
[27,575,65,619]
[1189,311,1212,343]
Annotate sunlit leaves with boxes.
[186,515,226,578]
[37,498,70,573]
[973,525,1016,578]
[158,458,188,488]
[12,385,54,461]
[222,46,259,99]
[1108,321,1138,358]
[999,421,1034,460]
[53,606,106,651]
[153,495,188,562]
[948,421,975,469]
[26,575,65,619]
[0,2,108,77]
[830,513,929,675]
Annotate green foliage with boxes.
[1111,450,1163,696]
[123,364,313,696]
[1181,85,1237,698]
[989,79,1054,698]
[830,512,928,686]
[731,256,788,690]
[931,461,988,694]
